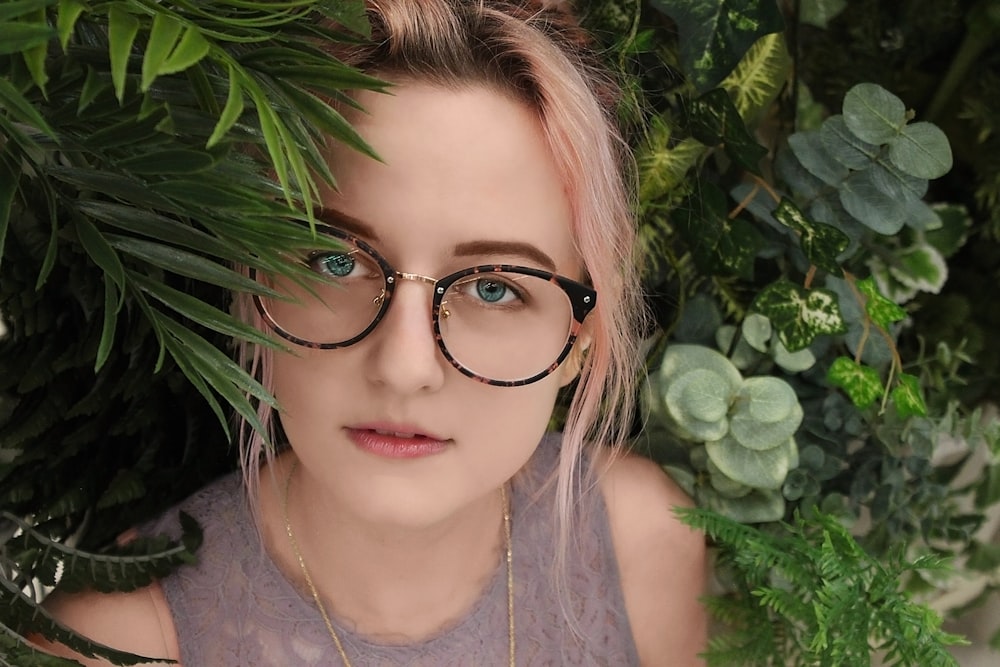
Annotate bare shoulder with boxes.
[597,450,708,666]
[33,582,180,667]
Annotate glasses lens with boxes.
[258,242,386,345]
[438,271,575,382]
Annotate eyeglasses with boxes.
[252,224,597,386]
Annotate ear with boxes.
[558,325,593,387]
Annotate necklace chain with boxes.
[282,461,515,667]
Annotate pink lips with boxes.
[346,424,449,459]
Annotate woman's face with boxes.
[270,82,583,528]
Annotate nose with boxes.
[364,277,446,394]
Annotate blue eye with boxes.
[476,279,510,303]
[314,252,355,277]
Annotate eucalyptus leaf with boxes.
[819,115,879,170]
[707,457,753,498]
[660,343,743,395]
[706,434,796,490]
[788,130,848,186]
[868,161,928,202]
[730,391,803,451]
[901,198,941,231]
[772,339,816,373]
[842,83,906,145]
[741,314,772,353]
[839,168,908,235]
[888,122,953,179]
[698,486,786,523]
[667,368,732,423]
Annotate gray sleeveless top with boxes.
[145,434,639,665]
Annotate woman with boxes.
[39,1,706,664]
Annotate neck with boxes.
[261,453,507,641]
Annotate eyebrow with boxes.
[316,207,558,272]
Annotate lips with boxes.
[346,423,450,459]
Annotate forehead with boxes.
[318,83,580,274]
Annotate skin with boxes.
[36,82,707,665]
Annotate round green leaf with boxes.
[714,326,759,370]
[840,169,908,234]
[820,115,878,169]
[788,130,848,186]
[888,122,953,179]
[843,83,906,144]
[664,370,731,441]
[742,313,772,352]
[730,395,803,450]
[707,457,753,498]
[706,434,797,489]
[659,344,742,393]
[742,376,798,423]
[699,486,787,523]
[772,339,816,372]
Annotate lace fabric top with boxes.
[144,434,639,665]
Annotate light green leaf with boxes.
[57,0,86,51]
[108,8,140,103]
[772,339,816,372]
[706,434,796,490]
[207,66,245,148]
[925,203,972,258]
[800,0,848,28]
[707,458,753,498]
[740,376,799,424]
[889,122,953,179]
[664,377,731,442]
[856,276,907,327]
[730,395,803,451]
[892,373,926,418]
[752,280,847,351]
[668,368,732,423]
[22,9,49,90]
[660,344,743,395]
[741,313,772,352]
[0,0,54,21]
[701,487,786,523]
[142,13,184,92]
[827,356,884,409]
[842,83,906,145]
[107,236,265,294]
[158,26,210,76]
[318,0,371,37]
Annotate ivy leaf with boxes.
[827,356,884,409]
[773,198,849,274]
[889,243,948,294]
[649,0,785,92]
[752,280,848,351]
[686,87,768,175]
[855,276,906,328]
[842,83,907,145]
[891,373,926,418]
[671,182,763,279]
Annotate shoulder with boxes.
[33,582,181,666]
[597,450,708,666]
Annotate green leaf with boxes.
[274,80,379,162]
[0,21,54,55]
[686,87,767,175]
[0,72,57,138]
[142,13,185,91]
[57,0,86,51]
[107,236,265,294]
[117,149,217,175]
[891,373,926,418]
[158,26,211,76]
[108,8,140,103]
[752,280,847,351]
[669,368,732,423]
[889,243,948,294]
[721,32,791,123]
[788,130,848,186]
[842,83,906,144]
[318,0,371,37]
[839,168,908,235]
[650,0,785,93]
[820,115,878,169]
[95,279,120,372]
[888,122,953,179]
[671,183,763,279]
[800,0,848,28]
[706,434,796,490]
[773,198,849,274]
[0,159,18,271]
[75,219,125,292]
[730,381,803,451]
[207,65,245,148]
[741,313,772,353]
[855,277,906,327]
[0,0,54,21]
[826,356,884,409]
[22,9,50,91]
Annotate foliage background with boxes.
[1,0,999,665]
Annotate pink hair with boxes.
[233,0,646,633]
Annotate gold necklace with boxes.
[282,461,516,666]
